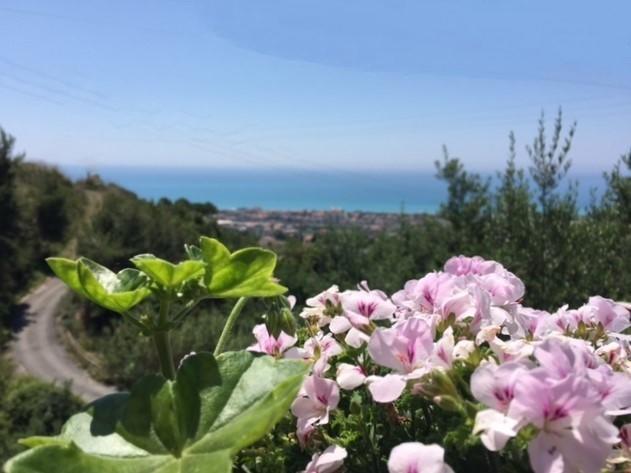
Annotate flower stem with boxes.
[153,330,176,379]
[153,296,176,379]
[214,297,249,356]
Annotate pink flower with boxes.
[296,417,316,448]
[387,442,454,473]
[471,361,528,413]
[488,337,533,363]
[247,324,296,357]
[301,285,343,327]
[285,332,343,375]
[366,317,433,402]
[368,317,433,374]
[526,416,619,473]
[472,409,520,451]
[596,341,627,367]
[470,361,528,450]
[341,287,396,327]
[336,363,367,390]
[300,445,347,473]
[392,272,454,315]
[444,255,497,276]
[507,306,551,339]
[291,375,340,427]
[478,271,524,306]
[578,296,630,332]
[587,365,631,415]
[508,370,618,473]
[329,285,396,348]
[549,305,581,333]
[439,283,496,332]
[431,326,475,369]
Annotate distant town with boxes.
[215,208,430,244]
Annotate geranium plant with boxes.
[248,256,631,473]
[5,241,631,473]
[4,237,308,473]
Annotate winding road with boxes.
[8,278,115,402]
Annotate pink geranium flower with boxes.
[247,324,296,357]
[387,442,454,473]
[301,285,343,327]
[578,296,630,332]
[431,326,475,369]
[286,332,343,375]
[392,272,454,315]
[444,255,497,276]
[366,317,433,402]
[470,361,528,449]
[291,375,340,426]
[509,370,618,473]
[300,445,347,473]
[336,363,367,390]
[329,285,396,347]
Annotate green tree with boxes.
[0,128,23,340]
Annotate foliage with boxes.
[0,126,82,344]
[240,254,630,473]
[4,237,308,473]
[1,114,630,472]
[7,352,306,473]
[0,128,21,342]
[435,110,631,309]
[276,218,451,301]
[0,359,82,463]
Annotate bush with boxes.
[0,359,82,463]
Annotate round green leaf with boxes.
[5,352,307,473]
[77,258,151,313]
[130,255,206,288]
[199,237,287,298]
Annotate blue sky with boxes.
[1,0,630,173]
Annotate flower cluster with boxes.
[247,256,631,473]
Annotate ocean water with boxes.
[60,165,606,214]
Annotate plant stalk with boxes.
[214,297,249,356]
[153,296,176,379]
[153,330,176,379]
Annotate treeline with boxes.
[0,129,85,461]
[0,129,83,343]
[435,112,630,309]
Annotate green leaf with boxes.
[4,443,232,473]
[47,257,151,313]
[5,352,307,473]
[184,244,203,261]
[199,238,230,272]
[130,254,206,288]
[77,258,151,313]
[199,237,287,298]
[46,258,89,298]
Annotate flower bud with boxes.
[433,395,462,412]
[264,296,297,337]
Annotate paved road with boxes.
[9,278,115,402]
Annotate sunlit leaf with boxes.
[47,257,151,313]
[130,254,206,288]
[46,257,89,298]
[199,237,287,298]
[5,352,307,473]
[77,258,151,313]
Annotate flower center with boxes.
[357,301,378,317]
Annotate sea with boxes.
[60,165,607,214]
